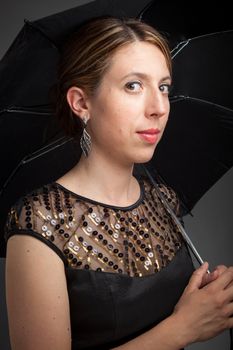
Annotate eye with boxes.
[159,83,172,95]
[125,81,142,92]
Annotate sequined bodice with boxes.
[5,175,183,277]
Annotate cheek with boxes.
[108,104,134,133]
[91,88,141,136]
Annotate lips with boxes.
[137,128,160,135]
[136,128,160,144]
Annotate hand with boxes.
[213,265,233,288]
[201,264,233,288]
[172,262,233,346]
[200,264,227,287]
[200,265,218,287]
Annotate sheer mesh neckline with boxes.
[53,176,145,211]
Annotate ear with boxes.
[66,86,90,120]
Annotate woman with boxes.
[4,16,233,350]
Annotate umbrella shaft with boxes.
[142,166,210,273]
[160,197,208,268]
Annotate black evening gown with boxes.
[5,174,194,349]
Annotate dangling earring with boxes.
[80,115,92,157]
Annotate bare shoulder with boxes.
[6,234,66,284]
[6,235,71,350]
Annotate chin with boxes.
[133,149,156,164]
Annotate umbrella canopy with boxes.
[0,0,233,257]
[139,0,233,49]
[146,30,233,212]
[140,1,233,212]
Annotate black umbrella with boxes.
[140,0,233,212]
[146,30,233,212]
[0,0,233,259]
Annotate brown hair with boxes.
[56,16,171,138]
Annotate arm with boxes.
[5,235,71,350]
[111,314,185,350]
[112,263,233,350]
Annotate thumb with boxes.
[186,262,209,293]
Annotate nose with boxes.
[145,89,169,119]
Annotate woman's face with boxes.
[87,41,171,165]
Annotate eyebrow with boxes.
[121,72,172,83]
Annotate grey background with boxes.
[0,1,232,349]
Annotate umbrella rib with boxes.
[0,107,52,116]
[170,96,233,113]
[137,0,156,20]
[171,40,190,59]
[22,136,73,163]
[24,19,59,50]
[0,161,23,198]
[0,136,72,198]
[171,29,233,59]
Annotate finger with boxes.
[227,317,233,329]
[201,265,228,287]
[213,266,233,287]
[223,302,233,317]
[210,267,233,290]
[201,269,219,287]
[224,284,233,303]
[214,265,228,275]
[187,262,209,292]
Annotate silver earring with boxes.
[80,115,91,157]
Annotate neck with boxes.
[62,148,140,207]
